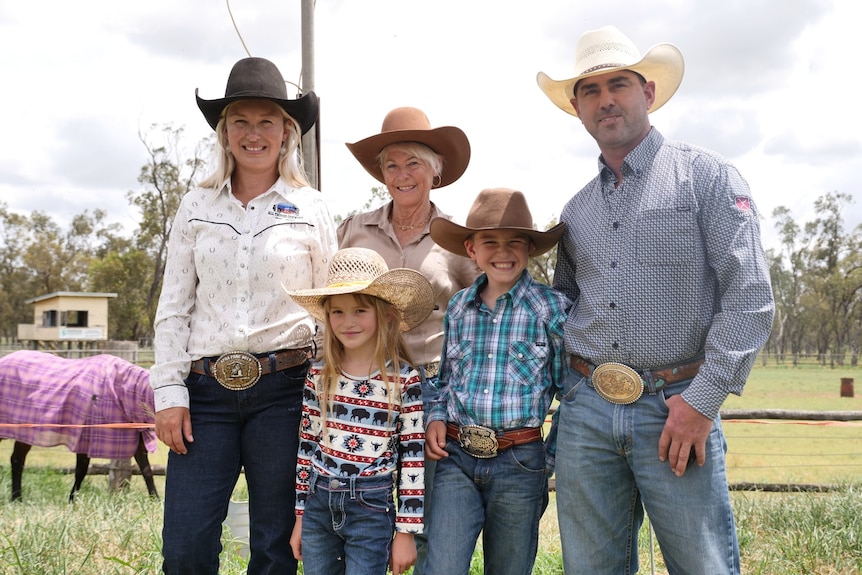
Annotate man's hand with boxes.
[658,395,713,477]
[425,420,449,461]
[155,406,193,454]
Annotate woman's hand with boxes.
[155,407,193,454]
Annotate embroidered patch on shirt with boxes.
[735,196,751,211]
[269,201,301,220]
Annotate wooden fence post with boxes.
[108,458,134,491]
[840,378,854,398]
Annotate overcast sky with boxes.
[1,0,859,251]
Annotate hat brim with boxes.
[537,43,684,117]
[345,126,471,187]
[196,89,320,134]
[287,268,435,332]
[430,218,566,259]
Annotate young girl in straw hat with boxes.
[286,247,435,575]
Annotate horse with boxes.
[0,350,159,502]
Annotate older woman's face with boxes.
[380,149,434,209]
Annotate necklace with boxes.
[390,210,432,231]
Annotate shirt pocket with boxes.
[636,208,698,266]
[507,340,550,389]
[445,340,474,391]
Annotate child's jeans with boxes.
[425,438,548,575]
[300,471,396,575]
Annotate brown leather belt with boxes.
[190,348,312,390]
[570,355,703,386]
[446,423,543,458]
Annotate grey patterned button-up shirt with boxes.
[554,128,774,419]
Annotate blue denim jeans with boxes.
[555,371,740,575]
[425,437,548,575]
[299,471,396,575]
[161,365,306,575]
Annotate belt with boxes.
[190,348,311,391]
[570,355,703,404]
[446,423,542,459]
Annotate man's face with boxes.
[571,70,655,156]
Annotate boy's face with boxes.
[464,230,534,290]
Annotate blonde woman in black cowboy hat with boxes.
[338,107,481,575]
[151,57,337,575]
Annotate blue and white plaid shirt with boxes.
[428,271,570,434]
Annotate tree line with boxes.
[1,125,860,365]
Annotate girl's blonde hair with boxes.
[318,293,415,436]
[199,100,312,190]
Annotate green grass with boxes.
[1,363,861,574]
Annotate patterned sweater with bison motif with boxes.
[294,361,425,533]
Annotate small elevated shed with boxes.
[17,292,118,352]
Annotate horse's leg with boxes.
[133,433,159,500]
[11,441,32,502]
[69,454,90,503]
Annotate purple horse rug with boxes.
[0,350,156,459]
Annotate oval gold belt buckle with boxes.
[212,351,261,390]
[591,362,643,404]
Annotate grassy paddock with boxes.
[1,363,861,574]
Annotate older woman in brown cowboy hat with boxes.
[151,56,337,575]
[338,107,480,575]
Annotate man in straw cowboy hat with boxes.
[536,26,774,574]
[423,188,571,575]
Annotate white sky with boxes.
[1,0,860,251]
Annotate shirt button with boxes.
[610,262,617,268]
[609,302,616,309]
[518,353,524,359]
[612,222,619,229]
[612,342,619,349]
[487,354,493,359]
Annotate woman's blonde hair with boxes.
[199,100,311,190]
[318,293,415,437]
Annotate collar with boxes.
[598,127,664,182]
[467,270,532,308]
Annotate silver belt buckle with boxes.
[212,351,261,390]
[458,425,498,458]
[591,362,643,404]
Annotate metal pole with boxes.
[300,0,320,190]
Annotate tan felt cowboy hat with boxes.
[430,188,566,259]
[345,107,471,187]
[196,57,320,134]
[536,25,684,117]
[286,248,435,332]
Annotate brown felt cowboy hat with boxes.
[345,107,471,187]
[430,188,566,258]
[536,25,684,117]
[286,248,435,332]
[196,57,319,134]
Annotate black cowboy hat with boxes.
[195,57,319,134]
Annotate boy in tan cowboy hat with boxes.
[537,26,773,575]
[286,247,434,575]
[423,188,571,575]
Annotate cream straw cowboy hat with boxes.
[196,57,319,134]
[430,188,566,259]
[345,107,471,187]
[286,248,435,332]
[536,25,684,117]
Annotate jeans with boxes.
[425,437,548,575]
[411,457,434,575]
[555,371,741,575]
[161,365,306,575]
[300,472,396,575]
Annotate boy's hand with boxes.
[425,421,449,460]
[389,532,416,575]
